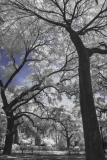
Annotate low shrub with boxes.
[12,144,20,150]
[56,139,66,150]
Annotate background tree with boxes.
[48,105,83,149]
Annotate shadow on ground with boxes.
[0,151,85,160]
[1,150,107,160]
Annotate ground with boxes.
[0,150,107,160]
[0,154,85,160]
[0,150,85,160]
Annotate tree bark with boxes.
[66,131,70,149]
[79,52,105,159]
[13,129,19,144]
[67,27,105,160]
[67,137,70,149]
[3,116,14,155]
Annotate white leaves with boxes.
[0,61,17,80]
[44,77,53,86]
[0,65,5,72]
[8,85,16,93]
[57,94,62,101]
[48,97,51,104]
[20,54,25,63]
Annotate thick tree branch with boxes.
[96,106,107,113]
[0,80,8,110]
[88,47,107,57]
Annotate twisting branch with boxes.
[14,111,48,120]
[0,80,8,109]
[11,55,18,70]
[16,113,36,127]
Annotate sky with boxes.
[0,49,32,85]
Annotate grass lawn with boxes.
[0,150,85,160]
[0,150,107,160]
[0,154,85,160]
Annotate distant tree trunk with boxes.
[35,137,41,146]
[13,129,19,144]
[67,27,105,160]
[66,131,70,149]
[3,114,14,155]
[66,137,70,149]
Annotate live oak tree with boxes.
[0,14,78,154]
[49,105,83,149]
[1,0,107,159]
[21,113,52,139]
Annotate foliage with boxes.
[56,138,66,150]
[0,0,107,158]
[0,110,6,141]
[47,105,83,148]
[0,6,78,152]
[12,144,20,151]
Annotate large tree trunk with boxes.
[3,116,14,155]
[67,28,105,160]
[79,50,105,160]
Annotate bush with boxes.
[0,143,5,151]
[12,144,20,150]
[56,139,66,150]
[79,142,85,151]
